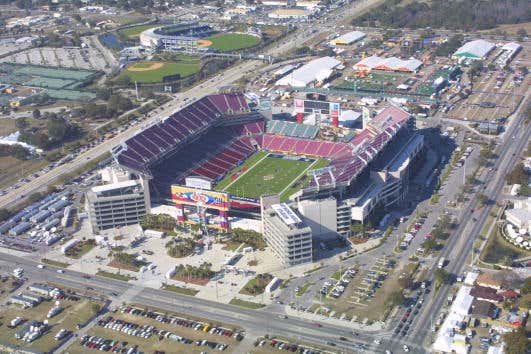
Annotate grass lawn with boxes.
[0,115,49,189]
[42,258,70,268]
[480,227,530,265]
[119,61,200,83]
[296,283,313,297]
[0,297,102,353]
[222,153,315,199]
[229,298,265,309]
[96,270,132,281]
[118,24,160,38]
[239,274,274,296]
[161,284,199,296]
[206,33,259,51]
[64,240,95,259]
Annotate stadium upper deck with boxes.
[112,93,413,200]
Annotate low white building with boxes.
[276,56,341,87]
[432,285,474,354]
[505,198,531,234]
[452,39,495,60]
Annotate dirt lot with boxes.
[0,295,102,353]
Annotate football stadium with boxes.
[112,92,425,232]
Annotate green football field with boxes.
[219,153,317,199]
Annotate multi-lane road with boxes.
[405,87,531,349]
[0,251,426,353]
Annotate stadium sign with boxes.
[185,177,212,190]
[171,186,230,211]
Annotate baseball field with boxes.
[119,61,201,83]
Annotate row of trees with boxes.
[0,144,30,160]
[506,163,530,196]
[140,213,176,232]
[231,228,266,249]
[16,114,83,150]
[166,237,195,258]
[173,262,214,280]
[81,94,134,120]
[354,0,529,31]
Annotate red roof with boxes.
[500,289,519,299]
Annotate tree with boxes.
[503,327,529,354]
[32,109,41,119]
[47,116,68,141]
[477,193,488,206]
[0,208,12,222]
[423,238,437,252]
[386,290,405,308]
[15,117,28,129]
[435,268,451,284]
[521,277,531,295]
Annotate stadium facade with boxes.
[139,22,216,52]
[112,92,425,244]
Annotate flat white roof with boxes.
[276,56,341,87]
[354,55,422,72]
[271,203,302,226]
[454,39,495,58]
[332,30,366,44]
[91,180,138,193]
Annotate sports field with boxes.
[119,61,201,83]
[205,33,260,52]
[218,152,320,199]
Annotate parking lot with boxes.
[0,43,110,71]
[0,282,103,353]
[67,305,245,354]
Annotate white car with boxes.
[37,264,45,269]
[373,339,381,345]
[57,269,64,274]
[403,345,410,352]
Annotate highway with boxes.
[403,87,531,350]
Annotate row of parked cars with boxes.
[254,338,322,353]
[97,315,229,351]
[79,335,139,353]
[119,306,244,341]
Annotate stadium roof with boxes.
[501,42,522,52]
[330,30,366,45]
[353,55,422,72]
[453,39,495,59]
[276,56,341,87]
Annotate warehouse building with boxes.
[268,8,312,20]
[353,55,423,72]
[276,56,342,87]
[262,203,313,266]
[330,30,366,46]
[452,39,495,60]
[86,179,150,233]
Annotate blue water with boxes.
[100,33,122,49]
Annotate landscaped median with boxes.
[229,298,266,309]
[96,270,133,282]
[161,283,199,296]
[41,258,70,268]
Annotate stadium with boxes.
[139,22,260,52]
[112,92,425,233]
